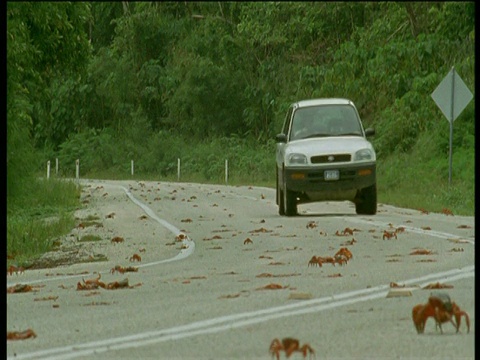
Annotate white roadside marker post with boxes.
[177,158,181,181]
[225,159,228,185]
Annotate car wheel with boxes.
[355,183,377,215]
[283,182,298,216]
[277,174,285,216]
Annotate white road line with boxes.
[9,266,473,360]
[121,186,195,261]
[122,186,183,237]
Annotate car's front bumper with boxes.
[284,162,376,193]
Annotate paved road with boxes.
[7,180,475,359]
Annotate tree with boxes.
[7,2,92,198]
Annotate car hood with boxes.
[285,136,375,156]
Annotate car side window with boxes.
[282,107,294,135]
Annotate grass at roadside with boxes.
[7,179,80,268]
[376,149,474,216]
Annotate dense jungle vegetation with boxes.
[7,2,475,264]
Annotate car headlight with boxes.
[354,148,375,161]
[286,153,308,165]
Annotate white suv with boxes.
[275,98,377,216]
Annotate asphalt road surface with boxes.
[7,180,475,360]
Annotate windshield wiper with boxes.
[301,133,330,139]
[337,132,362,136]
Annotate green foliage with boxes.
[167,56,248,138]
[57,128,118,176]
[7,2,92,202]
[47,126,272,185]
[40,75,94,148]
[90,2,125,52]
[175,136,276,183]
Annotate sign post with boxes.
[431,67,473,185]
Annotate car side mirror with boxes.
[276,133,287,143]
[364,128,375,137]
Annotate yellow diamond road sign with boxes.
[431,67,473,123]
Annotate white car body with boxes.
[275,98,377,216]
[282,136,375,163]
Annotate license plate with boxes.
[324,170,339,181]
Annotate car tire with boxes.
[283,182,298,216]
[355,183,377,215]
[276,170,285,216]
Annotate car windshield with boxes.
[290,104,362,141]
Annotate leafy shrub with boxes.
[57,128,117,176]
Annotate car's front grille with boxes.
[311,154,351,164]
